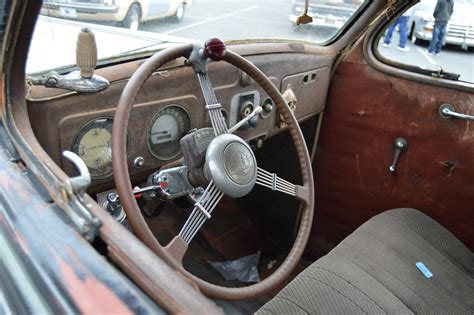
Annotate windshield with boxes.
[27,0,366,74]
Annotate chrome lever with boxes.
[63,150,91,198]
[439,104,474,121]
[106,185,161,202]
[389,137,408,173]
[228,106,263,133]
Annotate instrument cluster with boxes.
[71,105,192,181]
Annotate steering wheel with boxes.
[112,39,314,300]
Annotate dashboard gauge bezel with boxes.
[71,116,120,180]
[146,105,191,161]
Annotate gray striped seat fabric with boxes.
[257,208,474,314]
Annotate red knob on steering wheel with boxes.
[203,37,226,61]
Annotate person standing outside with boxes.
[428,0,454,56]
[382,7,413,52]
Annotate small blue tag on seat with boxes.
[416,262,433,278]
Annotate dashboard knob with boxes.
[133,156,145,168]
[203,38,226,61]
[249,115,258,128]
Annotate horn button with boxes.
[204,134,257,198]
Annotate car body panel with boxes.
[0,129,163,314]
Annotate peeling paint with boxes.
[59,261,133,314]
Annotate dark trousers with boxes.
[428,22,447,54]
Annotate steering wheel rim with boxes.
[112,43,314,300]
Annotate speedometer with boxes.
[71,117,114,179]
[147,105,191,160]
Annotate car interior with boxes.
[2,0,473,313]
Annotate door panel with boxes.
[308,44,473,257]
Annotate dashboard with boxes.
[27,51,331,192]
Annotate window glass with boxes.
[27,0,366,74]
[376,0,474,83]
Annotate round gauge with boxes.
[71,117,114,179]
[147,105,191,160]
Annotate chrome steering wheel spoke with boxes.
[256,167,297,196]
[196,73,228,136]
[255,167,310,204]
[178,180,224,244]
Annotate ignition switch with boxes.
[241,100,254,117]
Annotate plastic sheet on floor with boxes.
[208,252,261,283]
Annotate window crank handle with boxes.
[389,137,408,173]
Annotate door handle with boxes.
[439,104,474,121]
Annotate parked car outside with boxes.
[289,0,364,31]
[408,0,474,49]
[41,0,193,30]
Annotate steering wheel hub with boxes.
[204,134,256,198]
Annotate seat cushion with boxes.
[257,208,474,314]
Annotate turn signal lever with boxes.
[28,28,109,93]
[106,166,196,205]
[229,106,262,133]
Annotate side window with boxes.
[376,0,474,83]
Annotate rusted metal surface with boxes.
[1,2,223,311]
[308,42,474,258]
[2,0,103,242]
[2,0,439,309]
[0,147,162,314]
[26,52,331,195]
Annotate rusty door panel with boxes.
[309,45,474,256]
[0,146,162,313]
